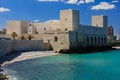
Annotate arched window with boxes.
[94,37,97,46]
[87,37,89,46]
[98,37,100,46]
[101,37,103,46]
[91,37,93,46]
[104,37,107,45]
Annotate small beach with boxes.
[112,46,120,49]
[0,51,59,80]
[1,51,59,67]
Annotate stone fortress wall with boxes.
[6,9,108,52]
[0,40,51,57]
[44,9,108,52]
[7,20,60,35]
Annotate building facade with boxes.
[43,9,108,52]
[7,9,108,52]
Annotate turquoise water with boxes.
[4,50,120,80]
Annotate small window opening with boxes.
[65,28,68,31]
[48,40,50,43]
[54,36,58,42]
[44,27,46,31]
[65,18,67,20]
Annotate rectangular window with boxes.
[54,37,58,42]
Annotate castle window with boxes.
[94,37,97,45]
[48,40,50,43]
[65,28,68,31]
[91,37,93,46]
[29,24,32,26]
[98,37,100,46]
[104,37,107,45]
[57,29,60,31]
[87,37,89,46]
[44,27,46,31]
[54,36,58,42]
[61,43,64,45]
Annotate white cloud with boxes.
[112,0,119,3]
[67,0,78,4]
[0,7,10,12]
[37,0,94,4]
[78,0,84,5]
[44,20,60,23]
[64,0,94,4]
[37,0,78,4]
[91,2,115,10]
[85,0,94,3]
[34,20,40,22]
[38,0,58,1]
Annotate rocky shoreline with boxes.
[0,47,119,80]
[0,64,8,80]
[0,51,59,80]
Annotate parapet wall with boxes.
[0,40,48,57]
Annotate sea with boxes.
[3,49,120,80]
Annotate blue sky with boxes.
[0,0,120,34]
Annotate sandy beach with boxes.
[0,51,59,80]
[112,46,120,49]
[1,51,59,67]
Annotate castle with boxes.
[7,9,108,52]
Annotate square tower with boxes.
[7,20,29,35]
[60,9,80,31]
[92,15,108,28]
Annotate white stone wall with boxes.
[32,20,60,34]
[43,32,70,52]
[92,15,108,28]
[7,21,21,35]
[0,40,45,57]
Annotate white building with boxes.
[43,9,108,52]
[7,9,108,52]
